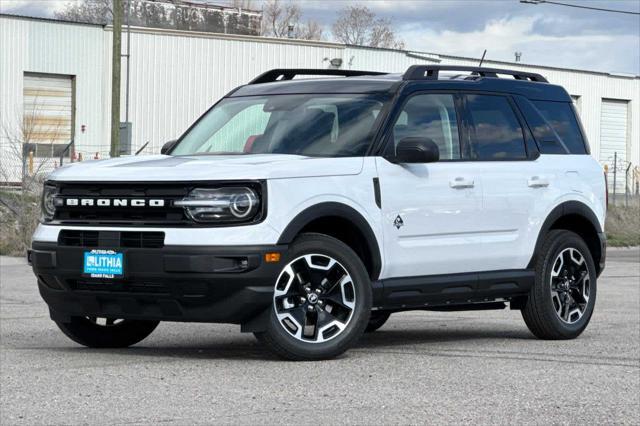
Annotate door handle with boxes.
[528,176,550,188]
[450,177,474,189]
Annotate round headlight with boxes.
[41,185,58,220]
[229,191,255,218]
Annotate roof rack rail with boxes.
[402,65,548,83]
[249,68,387,84]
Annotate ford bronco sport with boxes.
[29,66,606,360]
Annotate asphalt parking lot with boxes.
[1,248,638,425]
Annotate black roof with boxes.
[230,66,572,102]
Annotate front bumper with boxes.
[29,242,287,324]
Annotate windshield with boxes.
[171,94,388,157]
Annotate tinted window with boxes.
[533,101,586,154]
[465,95,526,160]
[392,94,460,160]
[512,96,565,154]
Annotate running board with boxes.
[423,302,506,312]
[373,269,534,310]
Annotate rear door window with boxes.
[464,94,527,160]
[532,101,587,154]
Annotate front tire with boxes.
[522,230,597,339]
[255,233,372,360]
[55,317,159,348]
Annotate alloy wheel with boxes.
[550,247,591,324]
[273,254,356,343]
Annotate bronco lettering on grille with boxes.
[63,198,165,207]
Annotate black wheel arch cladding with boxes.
[277,202,382,280]
[528,200,603,274]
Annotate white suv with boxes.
[30,66,607,360]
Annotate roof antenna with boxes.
[478,49,487,67]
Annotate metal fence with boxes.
[602,152,640,207]
[0,139,74,187]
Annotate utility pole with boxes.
[110,0,123,158]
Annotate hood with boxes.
[47,154,364,182]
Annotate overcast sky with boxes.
[2,0,639,74]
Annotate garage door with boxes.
[599,99,628,193]
[23,73,74,158]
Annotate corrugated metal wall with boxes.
[1,15,639,183]
[116,27,343,154]
[1,16,106,181]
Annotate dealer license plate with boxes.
[83,250,124,278]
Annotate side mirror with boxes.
[161,140,177,155]
[394,137,439,163]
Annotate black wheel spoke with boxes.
[571,271,588,288]
[321,293,352,323]
[570,288,587,306]
[322,263,347,294]
[289,306,307,327]
[291,258,313,292]
[303,311,317,339]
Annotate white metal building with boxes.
[1,14,638,190]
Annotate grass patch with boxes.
[606,205,640,247]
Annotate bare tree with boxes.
[298,19,324,41]
[262,0,324,40]
[0,102,62,255]
[54,0,113,24]
[332,6,405,49]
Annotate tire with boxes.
[522,230,597,340]
[365,311,391,333]
[55,317,159,348]
[255,233,372,360]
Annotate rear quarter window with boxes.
[532,101,587,154]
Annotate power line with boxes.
[520,0,640,15]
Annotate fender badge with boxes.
[394,215,404,229]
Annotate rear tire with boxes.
[365,311,391,333]
[522,230,597,340]
[55,317,159,348]
[255,233,372,360]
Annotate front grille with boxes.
[59,230,99,247]
[59,230,165,248]
[121,232,164,248]
[52,183,190,225]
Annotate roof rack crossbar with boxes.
[249,68,387,84]
[402,65,548,83]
